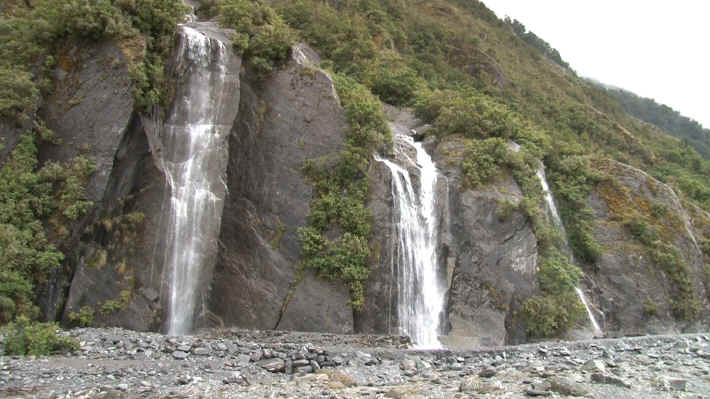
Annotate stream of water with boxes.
[375,134,446,349]
[535,166,603,336]
[161,25,233,335]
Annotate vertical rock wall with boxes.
[209,45,354,334]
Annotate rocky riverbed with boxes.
[1,328,710,398]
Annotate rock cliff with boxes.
[16,18,708,346]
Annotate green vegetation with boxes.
[505,17,571,71]
[650,242,699,320]
[2,0,708,334]
[0,133,93,324]
[298,74,391,310]
[598,166,700,321]
[67,306,95,328]
[0,0,187,121]
[606,86,710,159]
[216,0,293,76]
[520,249,585,338]
[3,317,79,356]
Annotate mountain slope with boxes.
[1,0,708,343]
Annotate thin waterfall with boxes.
[160,25,235,335]
[535,166,603,336]
[575,287,602,333]
[375,134,446,349]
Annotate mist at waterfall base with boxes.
[375,134,447,349]
[160,25,232,336]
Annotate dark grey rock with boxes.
[478,367,497,378]
[211,43,352,334]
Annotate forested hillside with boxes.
[604,86,710,159]
[1,0,709,345]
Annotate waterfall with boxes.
[535,166,603,336]
[575,287,602,333]
[536,168,564,231]
[160,25,235,335]
[375,134,446,349]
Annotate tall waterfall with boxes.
[375,134,446,349]
[160,25,236,335]
[535,166,603,336]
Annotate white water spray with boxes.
[161,25,235,335]
[375,134,446,349]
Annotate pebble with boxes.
[2,328,710,398]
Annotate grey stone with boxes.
[478,367,497,378]
[549,376,589,396]
[172,351,188,360]
[582,359,606,374]
[250,350,264,362]
[459,376,504,394]
[400,359,417,371]
[191,347,210,356]
[257,358,285,373]
[667,377,688,391]
[591,373,632,388]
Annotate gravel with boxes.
[1,327,710,398]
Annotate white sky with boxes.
[480,1,710,129]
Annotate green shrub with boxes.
[67,306,95,327]
[650,242,698,320]
[298,74,390,310]
[415,89,521,139]
[217,0,293,76]
[461,137,510,187]
[643,299,658,318]
[537,248,582,294]
[364,53,423,106]
[3,317,79,356]
[626,217,658,246]
[521,291,584,338]
[0,133,93,322]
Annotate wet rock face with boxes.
[440,153,538,348]
[585,160,709,336]
[360,109,538,347]
[34,38,138,322]
[62,25,243,332]
[40,39,136,203]
[210,44,353,333]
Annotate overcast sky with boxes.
[480,1,710,129]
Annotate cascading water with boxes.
[160,24,236,335]
[575,287,602,333]
[375,134,446,349]
[535,166,603,336]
